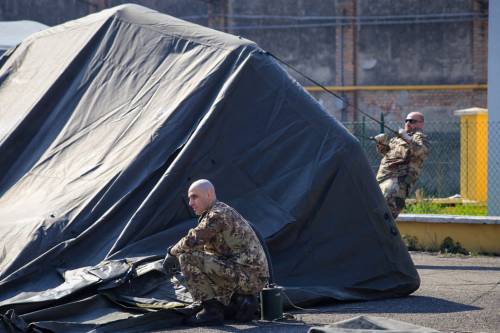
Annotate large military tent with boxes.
[0,4,419,332]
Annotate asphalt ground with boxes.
[153,252,500,333]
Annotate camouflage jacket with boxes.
[171,201,269,276]
[376,130,430,187]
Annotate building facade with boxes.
[0,0,490,199]
[0,0,488,123]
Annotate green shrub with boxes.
[402,234,419,251]
[439,236,469,255]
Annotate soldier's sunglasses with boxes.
[405,119,420,124]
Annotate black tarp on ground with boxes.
[0,4,419,332]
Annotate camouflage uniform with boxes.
[170,201,269,306]
[376,130,430,219]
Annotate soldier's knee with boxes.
[380,178,399,197]
[178,251,211,273]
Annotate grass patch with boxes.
[402,201,487,216]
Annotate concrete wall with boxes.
[1,0,487,123]
[358,0,475,85]
[353,0,488,122]
[0,0,88,25]
[397,214,500,255]
[0,0,208,26]
[228,0,337,86]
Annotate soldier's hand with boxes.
[162,246,180,274]
[398,128,411,142]
[373,133,388,144]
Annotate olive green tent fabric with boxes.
[0,4,419,332]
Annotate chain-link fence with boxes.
[343,118,498,216]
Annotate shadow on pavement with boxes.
[155,296,482,332]
[415,265,500,271]
[311,295,481,314]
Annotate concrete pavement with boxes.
[153,252,500,333]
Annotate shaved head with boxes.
[404,112,425,133]
[189,179,215,194]
[407,112,424,122]
[188,179,217,215]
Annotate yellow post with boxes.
[454,108,488,202]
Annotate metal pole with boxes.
[488,0,500,215]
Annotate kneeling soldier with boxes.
[165,179,269,326]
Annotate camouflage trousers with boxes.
[178,250,267,306]
[379,177,409,219]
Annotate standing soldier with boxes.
[164,179,269,326]
[374,112,430,219]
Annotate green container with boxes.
[260,286,283,320]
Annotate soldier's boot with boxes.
[224,293,243,319]
[234,294,258,322]
[225,293,258,322]
[175,301,202,317]
[184,299,224,326]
